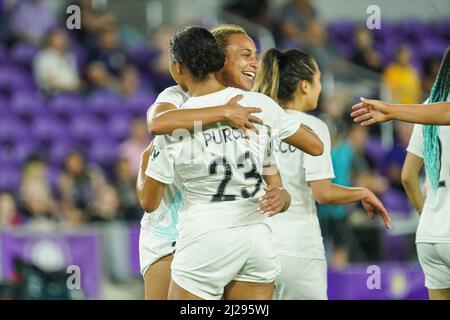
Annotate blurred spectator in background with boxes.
[351,27,383,73]
[279,0,325,49]
[318,93,352,145]
[383,44,421,104]
[120,65,141,97]
[318,122,388,268]
[114,158,141,221]
[19,155,58,227]
[118,118,149,177]
[224,0,276,31]
[86,61,119,93]
[33,28,81,95]
[148,26,177,93]
[58,150,105,226]
[74,0,116,48]
[90,184,122,222]
[384,122,414,192]
[0,192,22,228]
[422,56,442,99]
[89,25,127,77]
[9,0,57,45]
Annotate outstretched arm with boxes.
[401,152,425,214]
[351,98,450,126]
[148,95,263,136]
[309,179,392,229]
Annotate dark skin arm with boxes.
[148,95,264,136]
[401,152,425,214]
[283,124,324,156]
[351,98,450,126]
[136,142,166,212]
[309,179,391,229]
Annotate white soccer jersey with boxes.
[407,123,450,244]
[146,87,301,245]
[269,110,335,259]
[146,85,190,121]
[140,85,189,239]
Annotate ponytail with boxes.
[423,47,450,191]
[252,48,282,103]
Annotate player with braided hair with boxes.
[352,47,450,300]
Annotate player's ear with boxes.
[298,79,309,95]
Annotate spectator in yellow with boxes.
[383,44,421,104]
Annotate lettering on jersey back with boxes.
[276,141,298,154]
[203,127,245,147]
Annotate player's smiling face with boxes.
[215,33,258,91]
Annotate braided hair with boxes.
[423,47,450,191]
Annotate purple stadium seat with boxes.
[47,93,85,121]
[86,90,122,117]
[418,38,449,60]
[0,115,28,142]
[69,114,106,142]
[397,19,431,43]
[364,138,387,172]
[381,187,412,216]
[127,46,158,69]
[0,138,36,165]
[0,66,34,95]
[327,20,355,42]
[435,18,450,39]
[9,91,46,118]
[107,112,132,142]
[32,115,68,143]
[124,91,156,116]
[9,43,38,68]
[0,164,21,193]
[88,138,118,168]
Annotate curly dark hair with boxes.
[169,26,225,81]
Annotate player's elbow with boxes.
[139,198,159,213]
[314,192,330,204]
[310,139,324,156]
[401,169,414,189]
[147,119,164,136]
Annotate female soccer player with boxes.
[138,24,322,299]
[353,48,450,300]
[252,48,391,299]
[138,24,283,300]
[144,26,325,300]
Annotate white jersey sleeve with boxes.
[145,136,176,184]
[240,92,301,141]
[146,85,190,122]
[406,124,424,158]
[303,117,335,182]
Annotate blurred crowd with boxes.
[0,0,449,267]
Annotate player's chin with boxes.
[239,75,254,91]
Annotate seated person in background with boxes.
[0,192,23,228]
[351,27,383,73]
[383,44,421,104]
[33,28,81,95]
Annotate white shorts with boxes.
[273,256,327,300]
[171,223,280,300]
[417,243,450,290]
[139,227,176,276]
